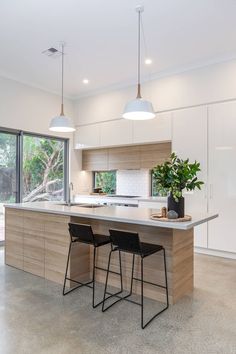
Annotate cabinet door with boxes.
[133,112,172,144]
[172,106,208,248]
[23,211,45,277]
[208,102,236,253]
[100,119,133,147]
[74,124,100,149]
[5,209,24,269]
[108,145,140,170]
[82,148,109,171]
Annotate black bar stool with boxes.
[102,229,169,329]
[63,223,123,308]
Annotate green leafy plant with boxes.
[152,152,204,201]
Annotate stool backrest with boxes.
[109,229,141,253]
[68,223,94,244]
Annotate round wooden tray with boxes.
[150,214,192,222]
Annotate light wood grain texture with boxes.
[140,142,171,169]
[70,216,194,305]
[5,209,24,270]
[108,145,140,170]
[5,209,90,285]
[82,142,171,171]
[5,208,194,304]
[82,148,109,171]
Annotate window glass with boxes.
[151,171,167,197]
[23,135,66,202]
[94,171,116,194]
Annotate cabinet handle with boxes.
[210,184,213,199]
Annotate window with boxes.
[94,171,116,194]
[23,134,67,202]
[151,171,167,197]
[0,128,68,244]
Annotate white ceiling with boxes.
[1,0,236,99]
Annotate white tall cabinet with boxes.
[208,102,236,253]
[172,106,208,248]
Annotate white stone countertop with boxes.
[74,195,167,204]
[4,202,218,230]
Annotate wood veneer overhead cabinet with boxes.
[82,142,171,171]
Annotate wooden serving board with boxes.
[150,214,192,222]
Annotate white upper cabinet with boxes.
[172,106,208,248]
[208,101,236,253]
[74,123,100,149]
[133,112,172,144]
[100,119,133,147]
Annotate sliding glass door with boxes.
[0,129,68,244]
[0,131,18,243]
[23,134,66,202]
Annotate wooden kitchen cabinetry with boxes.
[82,142,171,171]
[5,209,90,284]
[108,145,140,170]
[82,148,109,171]
[5,209,24,269]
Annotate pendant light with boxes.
[49,43,75,132]
[123,6,155,120]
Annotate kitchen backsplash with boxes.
[116,170,150,196]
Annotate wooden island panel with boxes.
[5,208,194,305]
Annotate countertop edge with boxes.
[4,204,218,231]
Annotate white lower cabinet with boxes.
[172,106,208,248]
[208,102,236,253]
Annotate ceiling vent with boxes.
[42,47,62,58]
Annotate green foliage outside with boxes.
[152,152,204,201]
[23,136,64,199]
[95,171,116,194]
[0,132,64,203]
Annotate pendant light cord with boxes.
[61,43,64,115]
[137,9,141,99]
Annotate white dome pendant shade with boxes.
[123,98,155,120]
[49,105,75,133]
[123,6,155,121]
[49,43,75,133]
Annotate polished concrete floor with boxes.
[0,248,235,354]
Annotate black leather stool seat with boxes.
[93,234,111,247]
[139,242,163,257]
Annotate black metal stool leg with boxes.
[63,241,72,295]
[141,257,144,329]
[141,249,169,329]
[63,241,93,296]
[123,254,135,299]
[119,250,123,292]
[102,249,124,312]
[92,246,96,308]
[163,248,169,308]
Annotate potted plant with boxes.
[152,152,204,218]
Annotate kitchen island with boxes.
[4,202,218,304]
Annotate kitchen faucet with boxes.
[67,182,74,206]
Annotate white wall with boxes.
[74,59,236,126]
[0,76,81,193]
